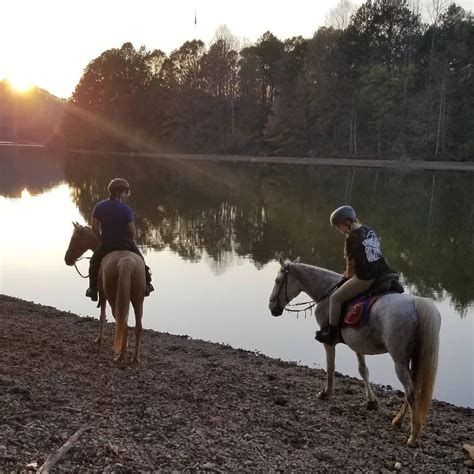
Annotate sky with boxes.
[1,0,473,99]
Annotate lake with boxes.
[1,147,473,407]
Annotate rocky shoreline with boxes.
[0,294,472,472]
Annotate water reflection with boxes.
[63,152,474,314]
[0,146,64,197]
[1,149,473,407]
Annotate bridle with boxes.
[271,264,344,317]
[68,227,92,279]
[74,256,91,279]
[270,265,315,316]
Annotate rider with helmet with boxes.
[316,205,392,345]
[85,178,154,301]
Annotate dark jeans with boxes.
[89,240,151,292]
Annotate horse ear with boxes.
[278,254,284,266]
[72,221,78,228]
[293,256,301,263]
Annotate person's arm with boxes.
[343,257,355,278]
[127,222,137,239]
[343,236,356,278]
[91,217,102,241]
[124,205,136,239]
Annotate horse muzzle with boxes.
[269,301,284,317]
[64,253,75,266]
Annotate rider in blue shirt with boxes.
[86,178,154,301]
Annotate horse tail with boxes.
[413,296,441,429]
[113,258,132,357]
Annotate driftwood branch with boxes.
[60,405,110,418]
[37,424,92,474]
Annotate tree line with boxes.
[60,0,473,161]
[0,81,64,144]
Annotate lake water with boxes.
[1,148,473,407]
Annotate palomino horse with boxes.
[268,257,441,447]
[64,222,145,363]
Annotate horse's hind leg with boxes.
[95,299,107,344]
[393,361,419,447]
[318,344,335,399]
[392,400,408,428]
[131,299,143,364]
[356,353,378,410]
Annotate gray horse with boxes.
[268,257,441,447]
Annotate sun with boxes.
[8,77,34,93]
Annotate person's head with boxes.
[330,205,357,234]
[108,178,130,199]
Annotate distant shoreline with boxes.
[3,143,474,172]
[70,148,474,172]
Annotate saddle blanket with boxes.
[342,295,380,328]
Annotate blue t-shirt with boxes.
[92,198,133,243]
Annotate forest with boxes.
[61,0,474,161]
[1,0,472,161]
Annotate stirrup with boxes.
[315,325,337,345]
[86,288,98,302]
[145,283,154,297]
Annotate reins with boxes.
[74,256,91,279]
[279,268,344,318]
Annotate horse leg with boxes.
[392,400,408,429]
[318,344,335,399]
[356,353,378,410]
[393,361,419,447]
[131,299,143,364]
[95,299,107,344]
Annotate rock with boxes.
[394,461,401,470]
[463,443,474,460]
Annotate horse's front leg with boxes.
[318,344,335,399]
[356,353,378,410]
[95,298,107,344]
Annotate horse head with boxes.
[268,255,301,317]
[64,221,98,266]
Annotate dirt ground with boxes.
[1,294,472,472]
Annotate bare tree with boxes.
[326,0,358,30]
[408,0,422,17]
[211,24,240,52]
[424,0,448,25]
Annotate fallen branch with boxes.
[37,424,92,474]
[60,405,110,418]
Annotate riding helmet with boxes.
[330,205,357,226]
[108,178,130,196]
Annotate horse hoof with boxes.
[406,436,419,448]
[318,391,330,400]
[391,418,403,429]
[366,400,378,411]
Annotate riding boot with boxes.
[144,265,154,297]
[315,324,338,345]
[86,258,100,302]
[85,288,98,302]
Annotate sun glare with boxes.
[8,77,34,93]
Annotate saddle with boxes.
[341,273,404,328]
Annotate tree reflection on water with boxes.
[61,153,474,315]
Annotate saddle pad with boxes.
[343,295,380,328]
